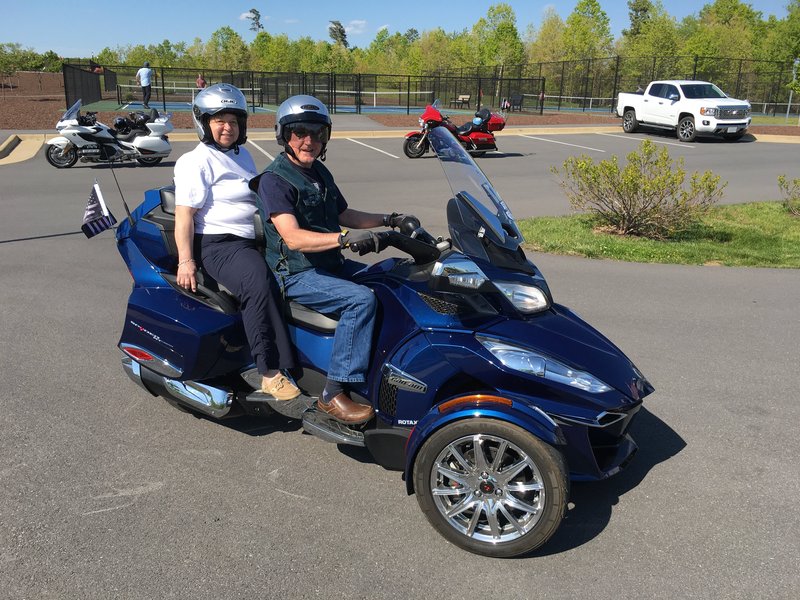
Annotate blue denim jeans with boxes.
[278,261,376,383]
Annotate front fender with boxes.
[403,393,565,495]
[404,131,423,139]
[45,136,69,148]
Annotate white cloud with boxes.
[378,24,389,32]
[345,20,367,35]
[239,12,251,20]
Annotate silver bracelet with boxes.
[177,258,195,266]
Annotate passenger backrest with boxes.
[160,186,176,215]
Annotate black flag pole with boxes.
[108,161,133,225]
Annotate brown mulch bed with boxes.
[2,96,799,136]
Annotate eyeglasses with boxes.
[287,123,329,143]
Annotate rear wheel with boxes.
[678,116,696,142]
[45,145,78,168]
[413,418,568,558]
[403,134,427,158]
[136,156,163,166]
[622,109,639,133]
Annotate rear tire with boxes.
[45,145,78,168]
[678,116,696,142]
[622,109,639,133]
[136,156,163,166]
[403,135,427,158]
[413,418,568,558]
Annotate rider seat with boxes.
[155,186,338,332]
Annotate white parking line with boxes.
[346,138,399,158]
[597,132,694,148]
[247,140,274,161]
[519,135,606,153]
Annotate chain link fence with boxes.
[63,54,800,117]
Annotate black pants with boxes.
[141,85,152,106]
[198,234,295,375]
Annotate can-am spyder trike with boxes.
[114,127,653,557]
[45,99,173,168]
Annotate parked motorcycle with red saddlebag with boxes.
[403,99,505,158]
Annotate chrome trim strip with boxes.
[382,364,428,394]
[549,410,627,429]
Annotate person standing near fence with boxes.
[136,61,154,108]
[196,73,206,89]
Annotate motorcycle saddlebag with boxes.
[487,113,506,131]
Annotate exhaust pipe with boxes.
[121,356,233,418]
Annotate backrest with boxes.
[459,94,471,101]
[160,186,176,215]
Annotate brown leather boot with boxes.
[317,392,375,424]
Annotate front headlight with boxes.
[477,336,613,394]
[493,282,550,313]
[418,117,424,127]
[700,106,718,116]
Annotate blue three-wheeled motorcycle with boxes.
[114,127,654,557]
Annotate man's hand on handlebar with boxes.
[384,213,420,232]
[339,230,389,256]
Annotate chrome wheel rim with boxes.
[429,433,545,544]
[623,113,633,130]
[47,146,75,167]
[679,120,694,140]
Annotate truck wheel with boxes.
[678,116,696,142]
[622,109,638,133]
[413,418,568,558]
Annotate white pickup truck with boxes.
[616,80,751,142]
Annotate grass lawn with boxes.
[518,202,800,268]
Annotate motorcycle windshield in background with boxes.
[428,127,524,261]
[61,99,82,121]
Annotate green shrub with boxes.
[551,140,726,240]
[777,174,800,217]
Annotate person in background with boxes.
[196,73,207,89]
[251,95,412,425]
[173,83,302,406]
[136,61,154,108]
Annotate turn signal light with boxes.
[437,394,513,413]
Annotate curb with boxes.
[0,135,21,159]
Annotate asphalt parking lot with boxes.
[1,126,798,599]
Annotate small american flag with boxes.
[81,181,117,238]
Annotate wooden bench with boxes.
[449,94,471,108]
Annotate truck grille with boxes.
[718,106,750,120]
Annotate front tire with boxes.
[136,156,163,166]
[413,418,568,558]
[678,116,696,142]
[403,134,428,158]
[45,145,78,168]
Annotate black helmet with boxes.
[113,116,130,134]
[192,83,248,147]
[275,94,331,147]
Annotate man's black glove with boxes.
[339,230,382,256]
[384,213,419,230]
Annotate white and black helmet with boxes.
[275,94,331,147]
[192,83,248,146]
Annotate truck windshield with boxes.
[680,83,727,99]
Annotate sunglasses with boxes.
[287,123,329,143]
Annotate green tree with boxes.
[562,0,614,59]
[525,6,566,64]
[471,3,525,67]
[329,20,349,48]
[623,0,655,37]
[206,26,249,70]
[246,8,264,32]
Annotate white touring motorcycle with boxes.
[45,99,173,168]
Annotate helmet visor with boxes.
[286,122,329,144]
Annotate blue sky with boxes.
[2,1,790,58]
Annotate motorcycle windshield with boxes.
[61,99,82,121]
[428,127,525,263]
